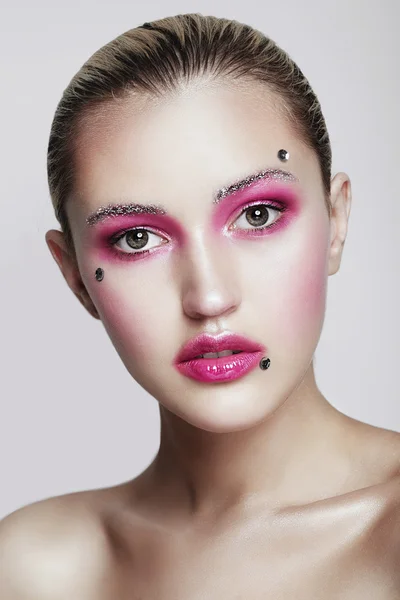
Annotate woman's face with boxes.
[66,80,332,432]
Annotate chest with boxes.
[110,511,397,599]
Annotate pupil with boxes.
[126,230,148,249]
[246,206,269,227]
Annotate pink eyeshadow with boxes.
[90,213,185,262]
[87,181,303,263]
[212,181,302,233]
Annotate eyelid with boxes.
[230,198,286,221]
[109,225,168,244]
[238,198,286,211]
[109,199,286,240]
[106,197,288,257]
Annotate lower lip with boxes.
[175,351,264,383]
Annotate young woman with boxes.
[1,13,399,599]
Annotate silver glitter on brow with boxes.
[85,168,298,225]
[213,168,298,203]
[85,203,167,226]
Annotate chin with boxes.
[154,370,306,434]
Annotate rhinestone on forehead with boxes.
[86,203,166,226]
[214,169,297,203]
[277,149,290,161]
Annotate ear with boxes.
[45,229,100,320]
[328,172,352,276]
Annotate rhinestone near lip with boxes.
[259,357,271,370]
[95,268,104,281]
[277,149,289,161]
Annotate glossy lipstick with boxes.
[174,332,266,383]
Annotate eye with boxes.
[231,202,285,232]
[110,228,168,255]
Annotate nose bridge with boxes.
[179,228,241,319]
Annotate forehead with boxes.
[70,79,320,220]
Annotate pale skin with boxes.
[1,78,399,598]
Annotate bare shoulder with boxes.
[357,426,400,582]
[349,417,400,482]
[0,490,120,599]
[366,470,400,588]
[359,422,400,533]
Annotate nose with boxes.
[179,232,242,321]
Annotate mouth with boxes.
[174,332,265,365]
[174,334,265,383]
[191,350,243,360]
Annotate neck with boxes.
[140,362,352,524]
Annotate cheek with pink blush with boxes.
[85,182,315,344]
[277,224,330,345]
[89,273,162,370]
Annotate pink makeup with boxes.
[89,212,185,262]
[84,167,298,226]
[213,167,297,202]
[84,166,302,263]
[176,352,264,383]
[86,202,166,226]
[174,331,267,383]
[212,180,301,236]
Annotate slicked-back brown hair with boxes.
[47,13,332,264]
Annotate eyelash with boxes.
[107,201,287,261]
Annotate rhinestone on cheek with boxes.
[95,267,104,282]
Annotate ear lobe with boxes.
[45,229,101,320]
[328,173,352,276]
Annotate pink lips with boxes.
[174,332,266,383]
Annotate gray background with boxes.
[1,0,398,519]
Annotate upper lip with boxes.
[175,332,266,363]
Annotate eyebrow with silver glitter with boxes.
[213,167,298,203]
[85,167,298,226]
[86,203,167,226]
